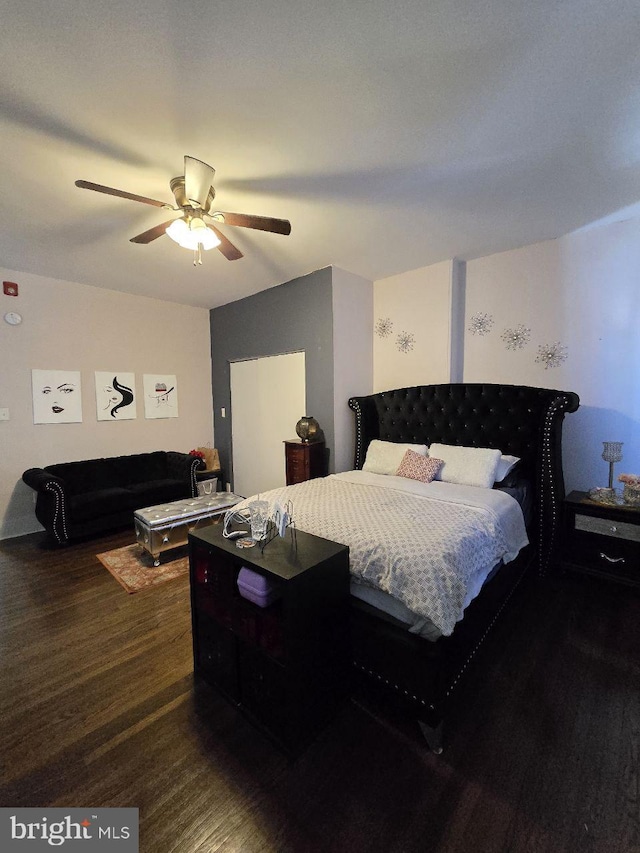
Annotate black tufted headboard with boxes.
[348,383,579,573]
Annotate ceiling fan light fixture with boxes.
[166,217,190,246]
[166,217,220,251]
[189,217,220,250]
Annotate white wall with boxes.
[464,215,640,492]
[373,260,454,392]
[0,268,214,538]
[332,267,373,472]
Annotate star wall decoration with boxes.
[501,324,531,351]
[535,341,568,369]
[396,331,415,353]
[375,317,393,338]
[468,312,494,336]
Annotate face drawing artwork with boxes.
[95,372,137,421]
[143,374,179,419]
[32,370,83,424]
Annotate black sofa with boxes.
[22,451,204,544]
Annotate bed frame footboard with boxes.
[345,383,578,750]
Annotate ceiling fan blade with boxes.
[184,156,215,208]
[75,180,168,208]
[214,211,291,235]
[208,224,243,260]
[129,219,176,244]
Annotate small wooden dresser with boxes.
[284,439,326,485]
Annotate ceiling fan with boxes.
[75,156,291,265]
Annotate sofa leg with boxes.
[418,719,443,754]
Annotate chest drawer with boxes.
[569,536,639,585]
[284,440,325,485]
[575,513,640,542]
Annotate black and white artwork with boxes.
[32,369,82,424]
[95,372,137,420]
[143,374,178,419]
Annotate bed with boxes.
[238,383,579,750]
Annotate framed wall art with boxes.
[32,369,82,424]
[95,372,137,421]
[143,374,178,419]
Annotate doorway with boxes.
[230,351,306,497]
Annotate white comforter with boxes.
[237,471,528,636]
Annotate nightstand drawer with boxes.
[575,513,640,542]
[568,535,639,585]
[563,491,640,588]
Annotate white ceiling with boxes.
[2,0,640,309]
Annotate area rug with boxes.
[96,544,189,594]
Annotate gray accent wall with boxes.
[210,267,335,489]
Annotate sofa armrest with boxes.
[22,467,65,492]
[22,468,70,544]
[166,452,204,497]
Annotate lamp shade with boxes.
[166,217,220,251]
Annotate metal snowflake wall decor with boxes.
[468,312,494,336]
[501,324,531,351]
[375,317,393,338]
[535,341,568,369]
[396,331,415,353]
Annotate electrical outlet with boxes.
[0,408,9,421]
[221,407,226,418]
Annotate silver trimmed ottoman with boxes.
[134,493,242,566]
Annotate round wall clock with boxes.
[4,311,23,325]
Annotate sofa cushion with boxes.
[109,451,168,485]
[46,459,119,495]
[127,479,189,508]
[69,488,138,521]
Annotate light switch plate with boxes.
[0,408,9,421]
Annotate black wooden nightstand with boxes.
[561,490,640,588]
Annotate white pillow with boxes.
[495,454,520,483]
[429,443,502,489]
[363,440,428,475]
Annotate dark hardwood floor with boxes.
[0,528,638,853]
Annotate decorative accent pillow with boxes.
[396,450,443,483]
[362,440,428,475]
[429,443,502,489]
[494,454,521,484]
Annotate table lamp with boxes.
[602,441,623,490]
